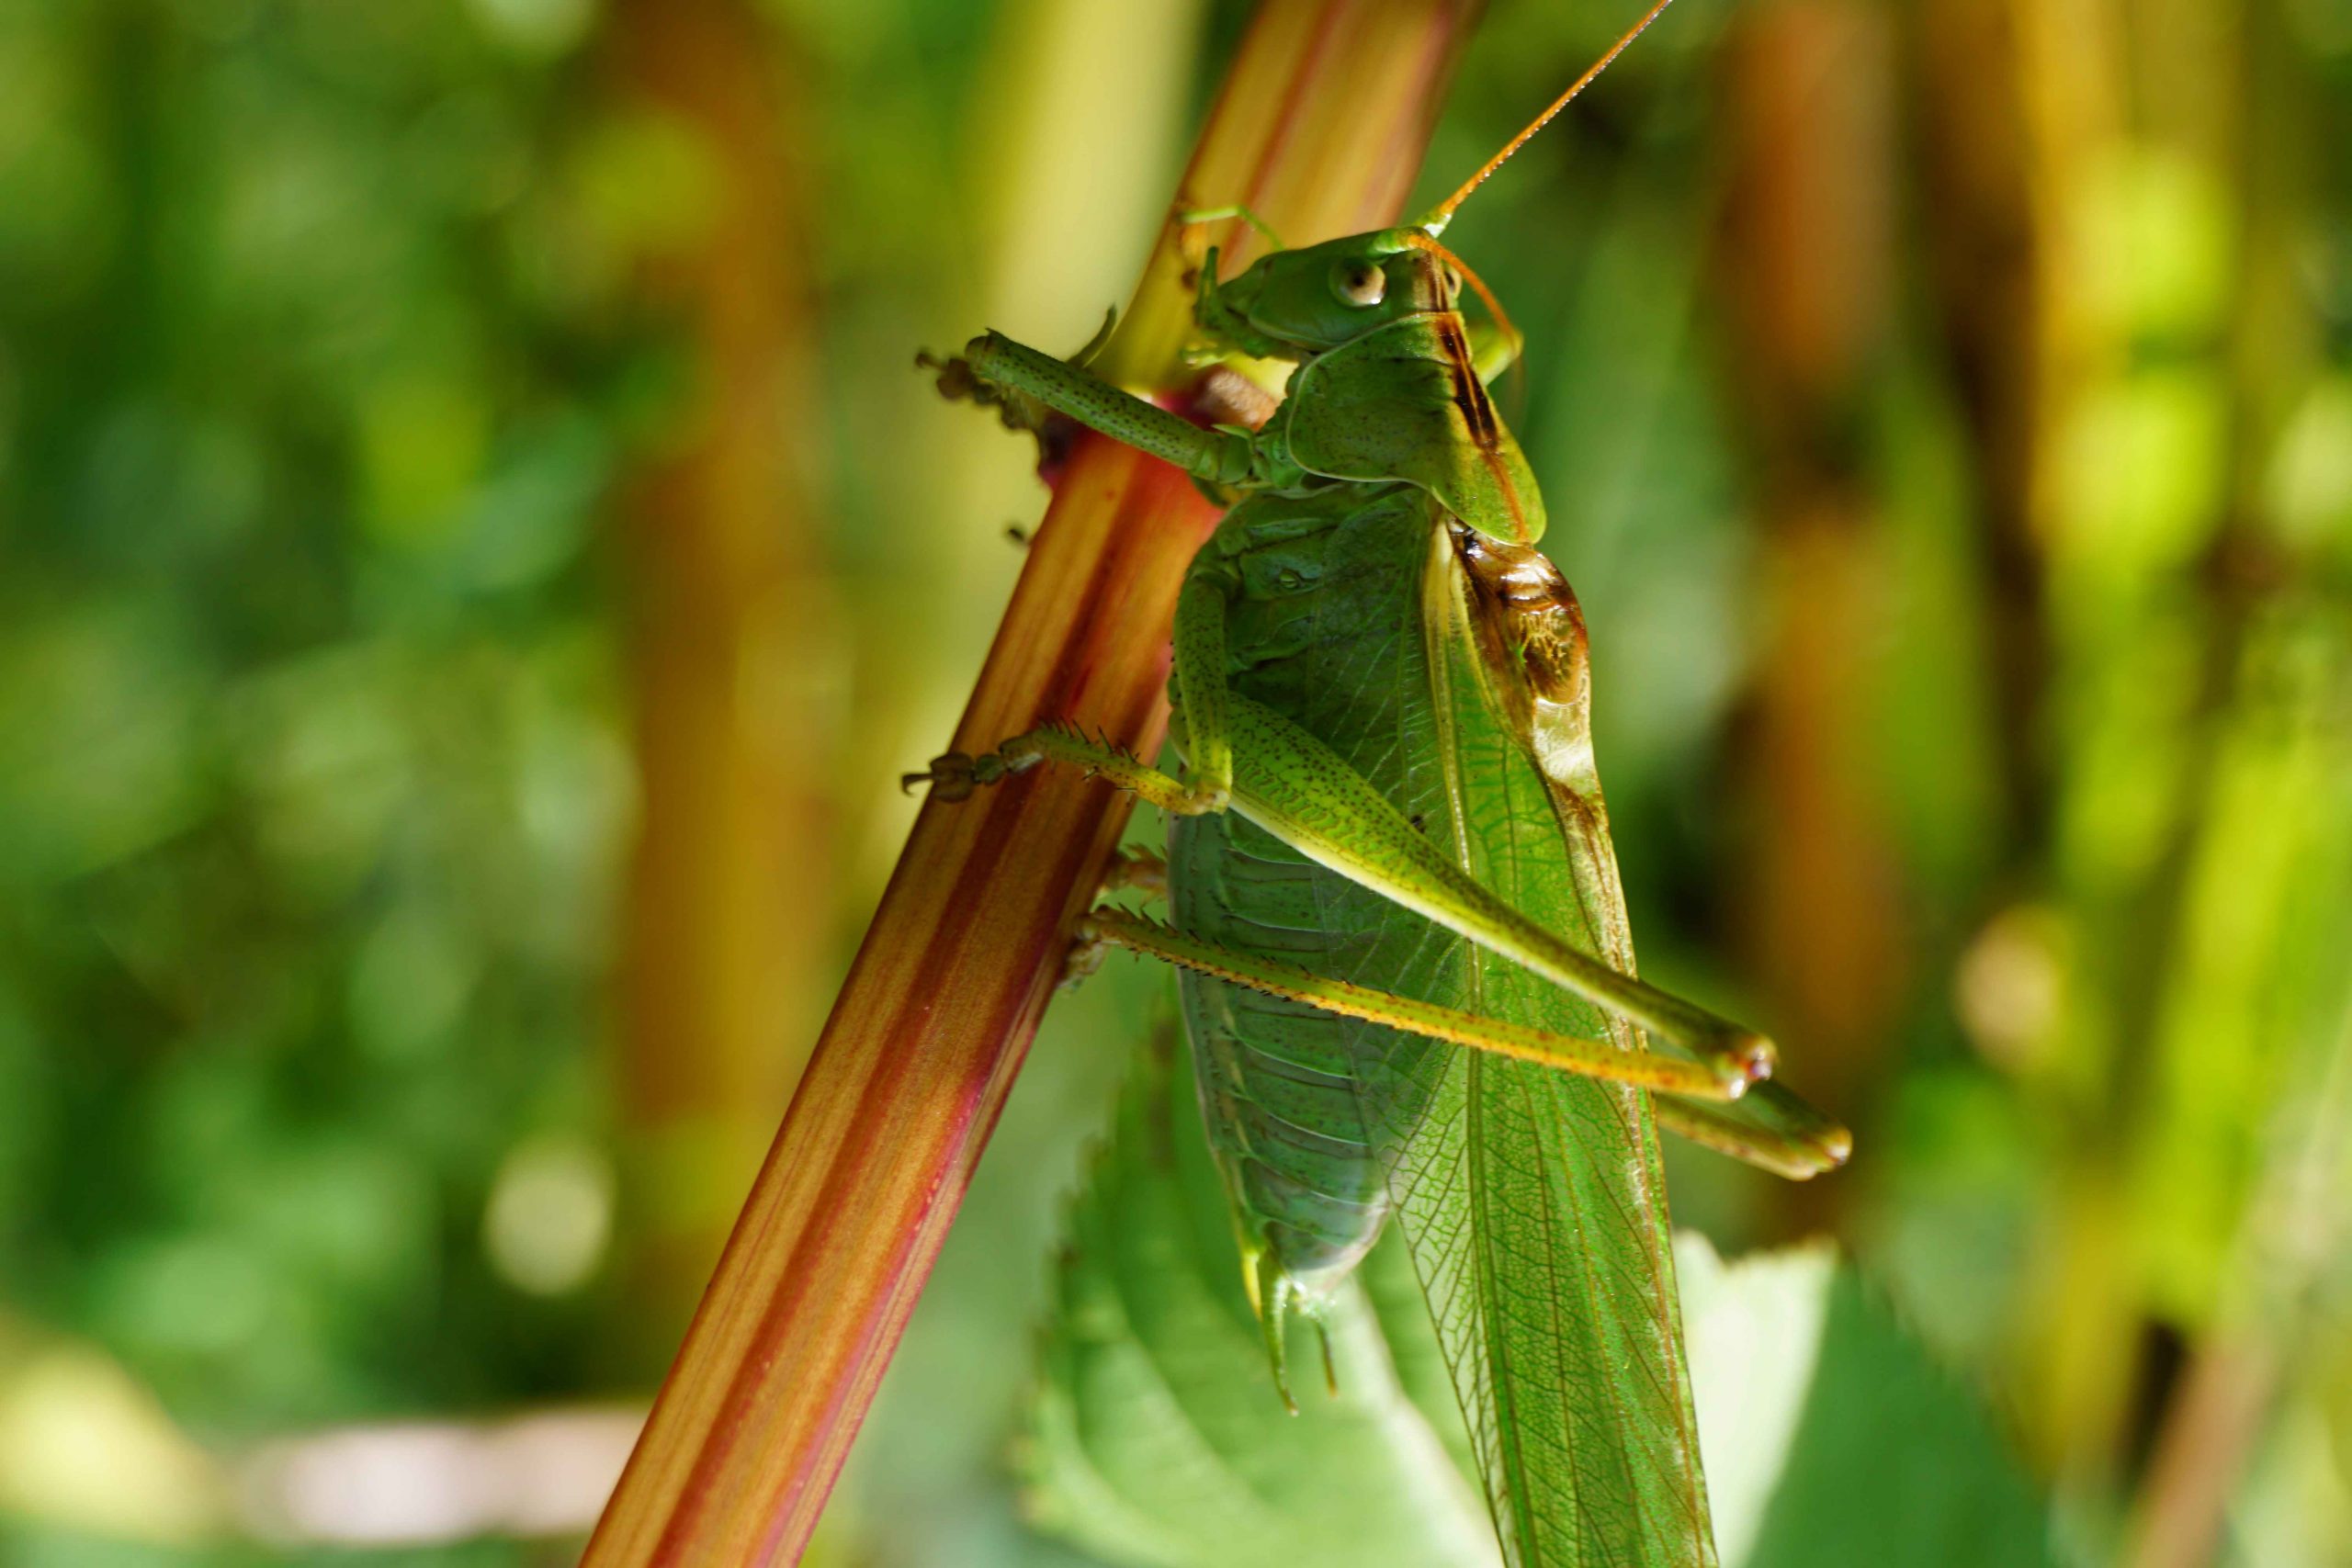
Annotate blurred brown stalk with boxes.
[608,0,839,1359]
[1716,0,1903,1238]
[582,3,1476,1562]
[1913,0,2344,1542]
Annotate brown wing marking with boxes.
[1447,525,1633,972]
[1432,314,1533,543]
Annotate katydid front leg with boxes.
[946,332,1302,493]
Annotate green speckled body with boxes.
[1168,478,1710,1561]
[937,216,1749,1561]
[1169,482,1449,1287]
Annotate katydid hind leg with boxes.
[1082,908,1749,1099]
[1652,1080,1852,1179]
[1211,690,1778,1087]
[914,676,1786,1094]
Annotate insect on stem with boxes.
[905,4,1854,1560]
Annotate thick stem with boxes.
[582,4,1476,1562]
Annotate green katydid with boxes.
[910,3,1849,1562]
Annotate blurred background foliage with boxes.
[0,0,2346,1562]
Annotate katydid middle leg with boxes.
[909,571,1236,814]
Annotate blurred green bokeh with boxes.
[1,0,2346,1563]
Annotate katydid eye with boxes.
[1442,265,1464,303]
[1331,260,1386,308]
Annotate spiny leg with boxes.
[938,733,1857,1150]
[933,579,1758,1080]
[909,570,1239,814]
[1083,909,1752,1099]
[904,724,1224,814]
[1168,575,1235,811]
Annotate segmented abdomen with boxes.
[1167,483,1462,1293]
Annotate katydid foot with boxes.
[1057,851,1171,989]
[1097,847,1169,901]
[899,746,1033,803]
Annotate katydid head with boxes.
[1198,229,1459,359]
[1196,0,1680,362]
[1185,1,1679,549]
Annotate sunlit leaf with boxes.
[1680,1235,2055,1568]
[1022,1038,1501,1568]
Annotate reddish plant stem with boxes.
[584,5,1476,1562]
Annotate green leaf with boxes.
[1027,1047,2057,1568]
[1021,1037,1500,1568]
[1678,1235,2057,1568]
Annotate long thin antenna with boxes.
[1420,0,1682,233]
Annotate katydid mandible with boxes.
[911,4,1849,1562]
